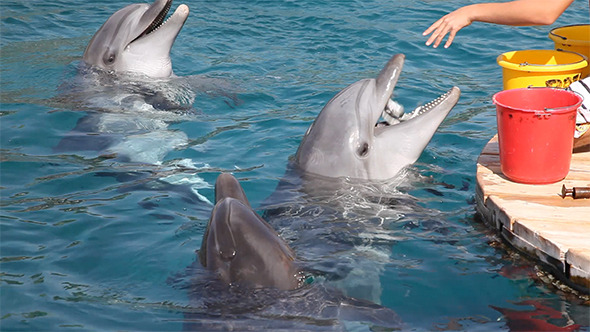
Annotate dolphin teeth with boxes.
[131,0,173,43]
[148,0,172,34]
[380,89,452,126]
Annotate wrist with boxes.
[460,4,479,24]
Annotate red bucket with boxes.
[493,87,582,184]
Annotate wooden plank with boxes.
[485,195,589,230]
[570,265,590,289]
[499,223,567,275]
[567,247,590,278]
[480,136,499,155]
[476,135,590,294]
[481,185,590,208]
[513,218,590,260]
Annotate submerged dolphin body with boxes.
[198,173,303,291]
[295,54,461,180]
[83,0,189,78]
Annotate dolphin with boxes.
[53,0,197,164]
[82,0,189,78]
[187,173,404,329]
[198,173,304,291]
[295,54,461,180]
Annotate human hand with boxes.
[423,7,473,48]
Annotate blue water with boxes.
[1,0,589,330]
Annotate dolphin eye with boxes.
[357,142,369,157]
[103,51,116,65]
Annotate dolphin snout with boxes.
[375,54,405,115]
[175,4,189,18]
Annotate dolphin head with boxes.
[83,0,189,78]
[199,174,303,291]
[295,54,461,180]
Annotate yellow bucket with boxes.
[497,49,587,90]
[549,24,590,76]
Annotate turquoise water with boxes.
[1,0,589,330]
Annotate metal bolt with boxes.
[561,185,590,199]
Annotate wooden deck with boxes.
[476,135,590,294]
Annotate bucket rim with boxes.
[496,49,588,72]
[549,24,590,45]
[492,87,583,114]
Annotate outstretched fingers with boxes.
[423,8,473,48]
[423,17,452,48]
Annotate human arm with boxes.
[422,0,575,48]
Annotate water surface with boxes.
[1,0,589,330]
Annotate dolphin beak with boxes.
[131,0,188,45]
[214,173,251,208]
[141,0,173,33]
[374,54,405,117]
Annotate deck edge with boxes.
[475,138,590,295]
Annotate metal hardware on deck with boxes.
[560,185,590,199]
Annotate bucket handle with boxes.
[519,49,589,66]
[556,48,589,61]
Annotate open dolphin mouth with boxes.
[143,0,173,36]
[130,0,174,44]
[379,88,455,127]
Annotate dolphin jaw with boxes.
[129,0,173,45]
[127,2,188,49]
[372,86,460,171]
[122,3,189,77]
[373,54,405,120]
[378,87,459,128]
[140,0,172,38]
[365,87,460,179]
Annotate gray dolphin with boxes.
[189,174,404,329]
[295,54,461,180]
[54,0,195,163]
[198,173,304,291]
[83,0,189,78]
